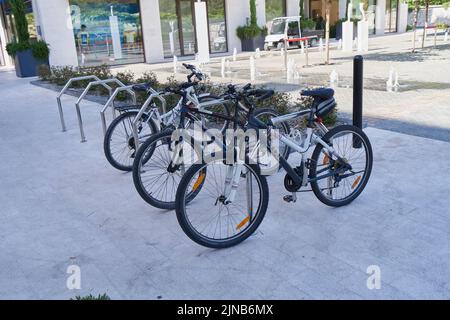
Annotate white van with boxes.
[264,16,323,51]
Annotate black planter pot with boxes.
[241,35,265,52]
[14,48,48,78]
[335,23,343,40]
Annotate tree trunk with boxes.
[412,0,419,52]
[421,0,430,49]
[325,0,331,64]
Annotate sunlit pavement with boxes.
[115,32,450,142]
[1,68,450,299]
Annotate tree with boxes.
[323,0,332,64]
[421,0,430,48]
[8,0,29,43]
[299,0,305,18]
[250,0,257,26]
[412,0,420,52]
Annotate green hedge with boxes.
[38,65,337,126]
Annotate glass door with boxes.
[385,0,398,33]
[178,0,197,56]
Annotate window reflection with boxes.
[69,0,144,66]
[266,0,286,23]
[352,0,377,34]
[159,0,228,58]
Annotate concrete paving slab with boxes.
[1,71,450,299]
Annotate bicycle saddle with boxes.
[301,88,334,100]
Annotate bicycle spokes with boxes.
[182,162,262,241]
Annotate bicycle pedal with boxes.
[283,195,296,203]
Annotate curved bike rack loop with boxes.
[75,78,136,142]
[131,88,167,150]
[56,75,112,132]
[100,85,139,135]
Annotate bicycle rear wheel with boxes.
[175,161,269,248]
[309,125,373,207]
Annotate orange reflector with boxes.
[352,176,362,189]
[192,173,205,192]
[236,215,251,230]
[323,154,329,165]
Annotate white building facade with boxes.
[0,0,408,68]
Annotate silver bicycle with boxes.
[175,87,373,248]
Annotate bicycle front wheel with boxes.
[132,129,204,210]
[104,111,157,171]
[175,161,269,248]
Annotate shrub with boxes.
[72,293,110,300]
[300,19,316,31]
[236,25,262,40]
[436,22,449,30]
[37,64,52,81]
[5,41,30,57]
[31,40,50,60]
[5,0,49,61]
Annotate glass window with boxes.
[266,0,286,23]
[69,0,145,66]
[385,0,397,33]
[2,0,36,42]
[270,19,286,35]
[159,0,228,58]
[352,0,377,34]
[208,0,227,53]
[159,0,181,57]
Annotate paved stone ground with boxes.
[1,68,450,299]
[115,32,450,142]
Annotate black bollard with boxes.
[353,55,363,148]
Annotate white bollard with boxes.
[329,69,339,85]
[445,31,448,42]
[319,38,323,52]
[300,41,305,54]
[386,67,394,91]
[173,55,178,74]
[250,56,256,81]
[221,57,226,78]
[233,48,237,61]
[338,38,342,50]
[255,48,261,58]
[286,58,296,82]
[394,70,400,88]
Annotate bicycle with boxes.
[132,83,291,210]
[175,87,373,248]
[103,63,230,171]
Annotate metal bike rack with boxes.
[100,85,138,135]
[56,75,112,132]
[75,78,136,142]
[131,88,167,150]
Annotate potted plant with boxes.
[5,0,50,77]
[236,0,265,51]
